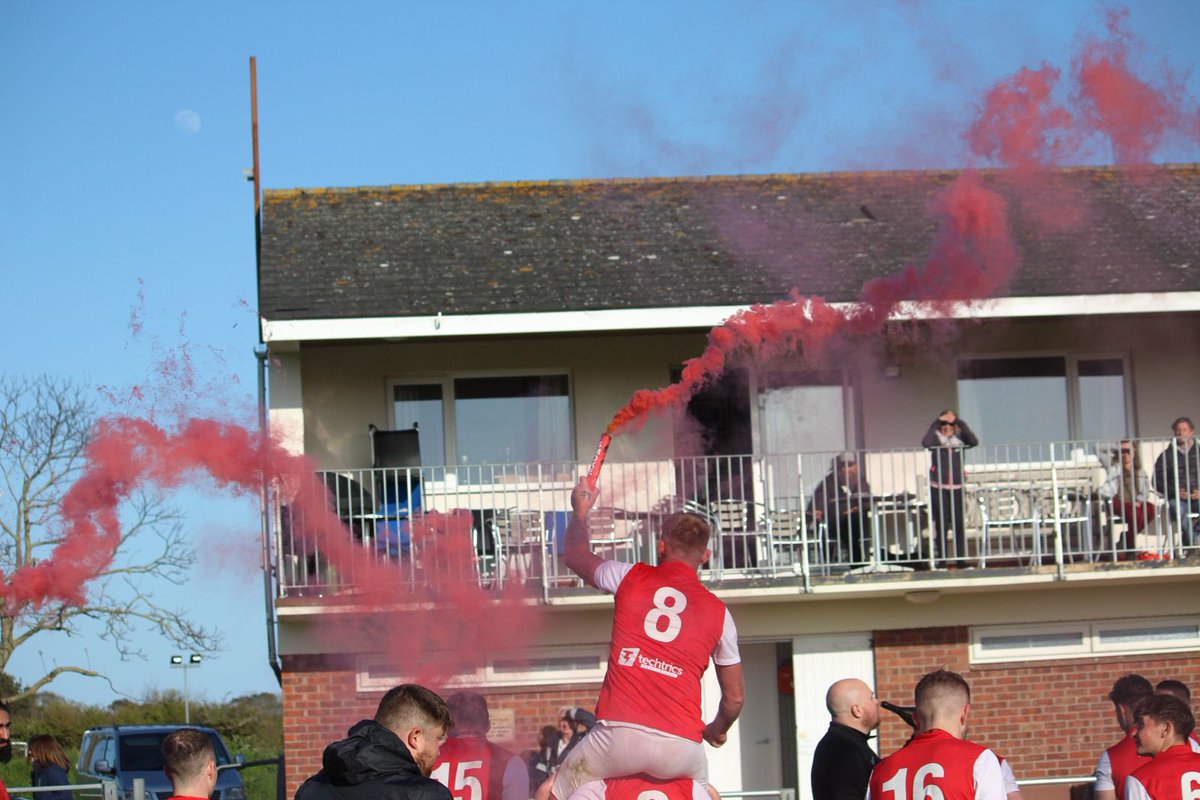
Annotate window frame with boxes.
[969,616,1200,664]
[387,369,576,470]
[954,351,1134,443]
[356,644,608,692]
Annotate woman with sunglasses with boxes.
[1099,440,1157,560]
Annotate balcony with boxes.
[272,436,1200,601]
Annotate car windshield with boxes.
[118,732,231,771]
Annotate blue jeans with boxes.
[1167,497,1200,547]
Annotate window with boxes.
[356,646,606,691]
[1078,358,1128,442]
[956,355,1129,449]
[390,373,573,474]
[970,617,1200,663]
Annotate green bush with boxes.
[0,682,282,800]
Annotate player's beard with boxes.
[0,742,12,764]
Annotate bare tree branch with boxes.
[0,375,221,697]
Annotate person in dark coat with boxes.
[28,735,72,800]
[922,410,978,567]
[807,454,873,565]
[811,678,881,800]
[296,683,454,800]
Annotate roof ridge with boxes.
[262,162,1198,197]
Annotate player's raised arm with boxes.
[565,478,605,587]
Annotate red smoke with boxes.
[965,64,1074,171]
[1,411,540,683]
[605,4,1198,439]
[1072,8,1191,164]
[604,169,1016,436]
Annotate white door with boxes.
[703,642,783,794]
[792,632,875,800]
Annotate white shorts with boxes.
[551,722,708,799]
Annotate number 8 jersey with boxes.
[593,560,740,741]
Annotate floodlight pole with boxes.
[170,654,203,723]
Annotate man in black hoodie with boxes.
[296,683,454,800]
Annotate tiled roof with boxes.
[259,164,1200,321]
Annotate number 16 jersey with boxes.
[867,729,1005,800]
[593,560,740,742]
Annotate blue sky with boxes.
[1,1,1197,706]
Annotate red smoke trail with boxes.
[605,5,1199,439]
[605,170,1017,437]
[1,412,540,683]
[965,64,1075,172]
[1072,7,1192,164]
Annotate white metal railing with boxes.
[272,436,1199,598]
[10,782,116,799]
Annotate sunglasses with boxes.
[1121,448,1133,454]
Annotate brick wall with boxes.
[874,626,1200,781]
[282,654,601,796]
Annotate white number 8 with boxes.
[637,792,670,800]
[644,587,687,642]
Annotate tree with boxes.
[0,375,220,701]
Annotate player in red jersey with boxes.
[431,691,529,800]
[569,775,716,800]
[1155,681,1200,748]
[1125,694,1200,800]
[867,670,1004,800]
[1096,675,1158,800]
[541,479,744,800]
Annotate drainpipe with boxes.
[257,345,282,683]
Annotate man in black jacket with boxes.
[296,683,454,800]
[811,678,881,800]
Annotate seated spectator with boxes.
[807,454,872,565]
[1100,441,1158,560]
[1152,418,1199,550]
[28,735,71,800]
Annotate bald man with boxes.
[867,670,1004,800]
[811,678,881,800]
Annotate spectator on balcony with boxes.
[866,669,1004,800]
[1100,441,1158,560]
[543,479,744,800]
[1095,674,1157,800]
[1152,418,1199,550]
[1125,694,1200,800]
[922,410,979,568]
[811,678,880,800]
[807,454,873,566]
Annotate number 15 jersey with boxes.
[593,560,740,742]
[867,729,1005,800]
